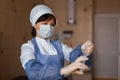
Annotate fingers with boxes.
[60,61,87,76]
[87,42,94,53]
[71,70,84,75]
[75,56,88,63]
[81,40,94,55]
[74,56,88,70]
[75,62,88,70]
[61,56,88,76]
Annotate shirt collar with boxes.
[35,37,50,43]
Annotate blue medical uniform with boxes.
[24,38,91,80]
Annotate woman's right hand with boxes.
[60,56,88,76]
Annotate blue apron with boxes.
[25,38,64,80]
[24,38,92,80]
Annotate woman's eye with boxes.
[42,23,47,25]
[41,22,55,26]
[43,23,47,25]
[51,23,55,26]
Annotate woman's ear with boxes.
[35,23,40,31]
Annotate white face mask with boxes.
[38,24,54,38]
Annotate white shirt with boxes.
[20,37,73,68]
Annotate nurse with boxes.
[20,4,94,80]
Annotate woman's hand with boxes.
[81,41,94,55]
[60,56,88,76]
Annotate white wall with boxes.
[119,18,120,80]
[94,14,120,78]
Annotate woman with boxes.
[20,4,94,80]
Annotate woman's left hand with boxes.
[81,41,94,55]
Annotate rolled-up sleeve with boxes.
[20,41,35,69]
[61,43,73,61]
[62,43,84,62]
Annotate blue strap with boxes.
[31,38,40,57]
[51,40,64,61]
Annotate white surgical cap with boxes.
[30,5,54,27]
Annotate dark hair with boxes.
[31,14,56,37]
